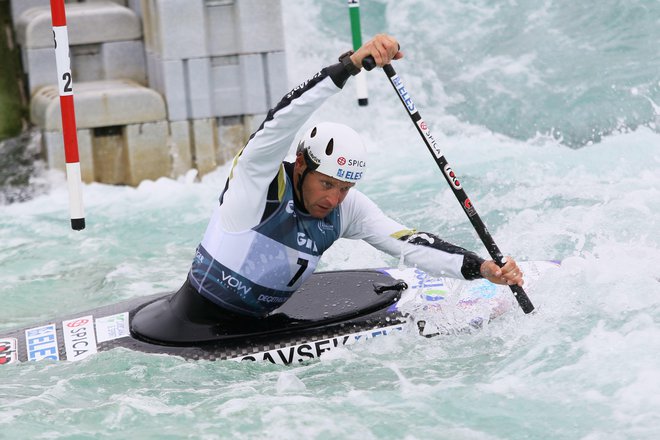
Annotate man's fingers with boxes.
[366,34,401,66]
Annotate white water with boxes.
[1,0,659,438]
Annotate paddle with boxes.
[362,57,535,314]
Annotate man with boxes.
[184,34,523,324]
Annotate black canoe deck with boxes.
[0,270,407,363]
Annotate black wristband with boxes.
[338,50,360,76]
[461,255,485,280]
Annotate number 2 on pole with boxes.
[62,72,72,92]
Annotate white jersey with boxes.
[189,62,484,317]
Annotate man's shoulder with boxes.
[340,188,379,217]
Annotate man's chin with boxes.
[310,207,331,218]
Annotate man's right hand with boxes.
[350,34,403,69]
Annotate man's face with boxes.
[299,169,355,218]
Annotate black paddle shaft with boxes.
[362,57,534,314]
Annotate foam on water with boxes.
[1,0,659,438]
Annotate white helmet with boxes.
[296,122,367,182]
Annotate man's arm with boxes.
[339,190,524,285]
[218,34,403,232]
[339,190,482,280]
[217,65,352,232]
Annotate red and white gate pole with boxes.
[50,0,85,230]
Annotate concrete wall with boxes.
[10,0,288,185]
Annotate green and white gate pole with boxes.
[348,0,368,106]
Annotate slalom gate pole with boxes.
[50,0,85,230]
[348,0,368,106]
[362,58,535,314]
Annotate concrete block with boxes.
[124,121,169,185]
[8,0,84,27]
[10,0,49,27]
[84,0,128,6]
[77,128,95,183]
[191,118,217,176]
[216,118,245,165]
[24,47,55,96]
[235,0,284,54]
[126,0,142,18]
[159,59,188,121]
[207,54,267,117]
[151,0,206,60]
[31,80,166,130]
[71,44,103,83]
[186,58,212,119]
[168,121,193,178]
[91,126,126,184]
[145,49,161,91]
[205,1,237,57]
[140,0,157,52]
[240,54,267,115]
[243,114,267,139]
[43,131,66,173]
[16,2,141,49]
[23,40,146,95]
[265,51,288,108]
[100,40,147,85]
[42,128,94,182]
[209,55,242,117]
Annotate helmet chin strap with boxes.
[294,167,312,214]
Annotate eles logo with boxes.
[392,75,416,114]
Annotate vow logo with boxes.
[220,271,252,295]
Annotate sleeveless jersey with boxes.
[190,173,340,317]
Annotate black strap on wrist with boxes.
[338,50,360,76]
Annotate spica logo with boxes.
[337,156,346,166]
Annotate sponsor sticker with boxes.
[422,289,447,301]
[232,324,404,365]
[336,169,363,181]
[62,316,98,362]
[392,75,416,114]
[416,119,443,158]
[285,200,296,216]
[95,313,130,343]
[347,158,366,168]
[317,220,335,232]
[463,198,477,217]
[25,324,59,361]
[0,338,18,365]
[464,280,498,300]
[443,164,462,189]
[412,268,445,289]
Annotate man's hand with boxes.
[350,34,403,69]
[480,258,524,287]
